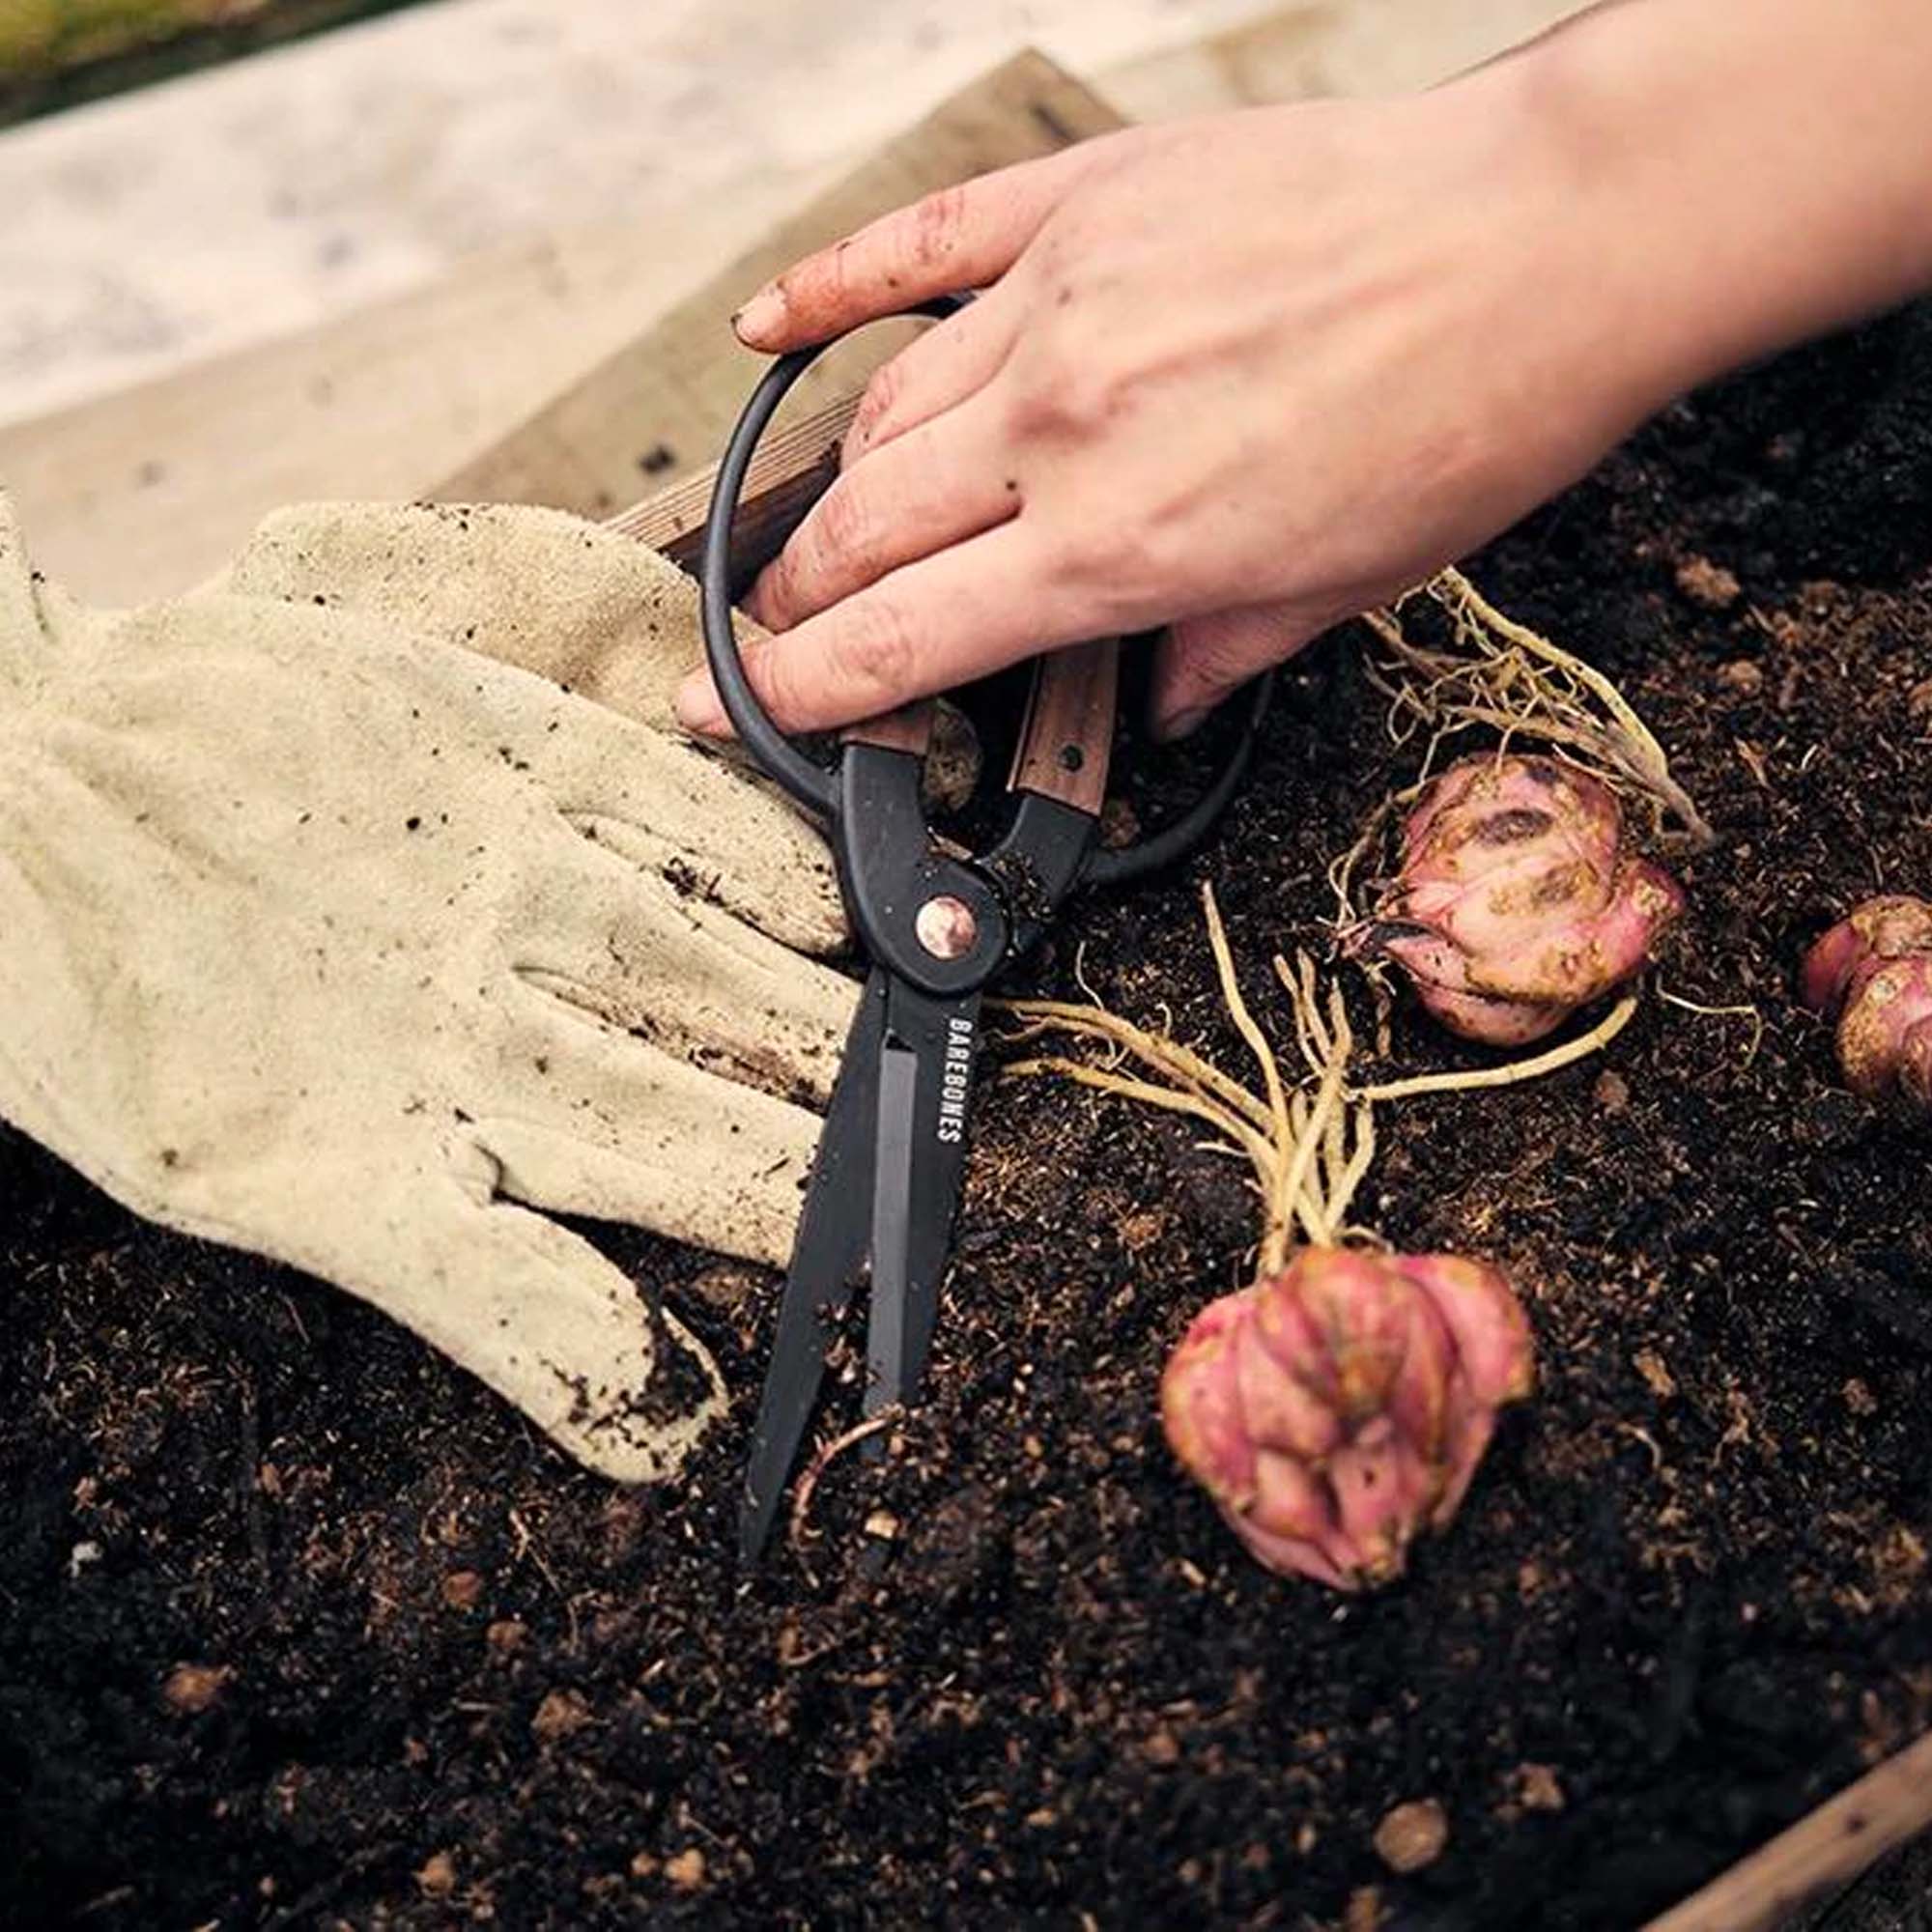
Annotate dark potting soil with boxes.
[4,304,1932,1932]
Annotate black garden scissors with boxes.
[701,298,1266,1562]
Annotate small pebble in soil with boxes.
[1718,658,1765,696]
[440,1569,484,1609]
[531,1688,592,1742]
[485,1618,526,1655]
[1593,1069,1632,1115]
[1843,1378,1879,1416]
[1512,1762,1566,1812]
[1345,1887,1384,1932]
[415,1850,457,1899]
[1634,1350,1677,1400]
[1675,555,1743,610]
[1374,1799,1449,1875]
[665,1848,707,1890]
[161,1662,232,1716]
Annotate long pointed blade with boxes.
[738,969,888,1563]
[863,1032,920,1419]
[865,981,982,1416]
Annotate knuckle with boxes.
[828,598,919,703]
[848,357,904,451]
[1007,337,1123,439]
[1061,512,1151,599]
[908,183,970,269]
[812,480,882,575]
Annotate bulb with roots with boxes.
[1800,895,1932,1116]
[1160,1247,1535,1590]
[1346,753,1685,1046]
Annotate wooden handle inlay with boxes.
[1009,638,1119,816]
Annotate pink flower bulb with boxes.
[1160,1247,1535,1590]
[1800,895,1932,1115]
[1347,753,1685,1045]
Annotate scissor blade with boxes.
[864,980,982,1416]
[738,968,889,1563]
[863,1030,919,1419]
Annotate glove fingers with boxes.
[374,1177,728,1483]
[216,500,849,957]
[527,704,847,959]
[216,501,702,727]
[507,837,858,1107]
[477,1079,814,1269]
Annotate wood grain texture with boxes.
[1009,639,1119,815]
[1644,1730,1932,1932]
[604,393,859,583]
[430,48,1129,518]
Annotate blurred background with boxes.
[0,0,1580,601]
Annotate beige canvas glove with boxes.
[0,492,859,1482]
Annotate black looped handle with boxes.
[1083,668,1272,888]
[700,298,967,819]
[698,295,1271,864]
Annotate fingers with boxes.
[839,285,1022,464]
[1148,600,1320,742]
[398,1179,726,1483]
[731,136,1122,350]
[746,396,1018,635]
[518,688,849,955]
[677,519,1075,736]
[507,837,860,1106]
[477,1016,825,1269]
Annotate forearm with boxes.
[1509,0,1932,404]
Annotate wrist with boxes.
[1502,0,1932,403]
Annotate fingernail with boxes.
[1150,703,1210,744]
[732,284,786,345]
[675,670,726,737]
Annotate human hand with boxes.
[675,69,1678,743]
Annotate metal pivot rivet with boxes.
[915,895,979,960]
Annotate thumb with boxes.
[370,1162,727,1483]
[1148,601,1318,742]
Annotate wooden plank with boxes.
[1643,1729,1932,1932]
[0,49,1121,607]
[605,392,859,583]
[430,47,1129,518]
[0,172,838,605]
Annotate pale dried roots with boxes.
[1003,888,1374,1270]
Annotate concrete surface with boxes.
[0,0,1581,432]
